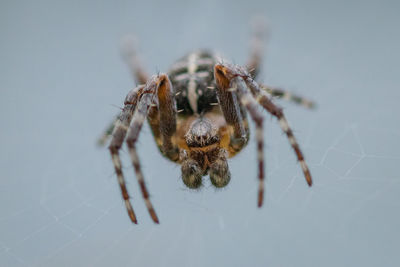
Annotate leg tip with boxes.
[96,137,107,147]
[149,210,160,224]
[306,173,313,187]
[307,101,317,110]
[257,192,264,207]
[130,216,138,224]
[152,216,160,224]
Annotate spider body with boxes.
[146,50,251,191]
[152,50,249,164]
[100,24,315,224]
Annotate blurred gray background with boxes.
[1,0,399,266]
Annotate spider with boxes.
[98,23,315,224]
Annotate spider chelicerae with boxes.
[98,23,315,224]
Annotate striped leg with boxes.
[216,63,312,195]
[125,75,167,224]
[109,85,144,224]
[235,78,266,207]
[246,17,267,79]
[121,35,149,84]
[245,77,313,186]
[214,65,265,207]
[261,85,316,109]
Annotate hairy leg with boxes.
[216,63,313,200]
[121,35,149,84]
[214,65,250,155]
[246,17,267,79]
[156,75,179,161]
[215,65,265,207]
[261,85,316,109]
[97,115,119,147]
[108,85,144,223]
[124,75,174,223]
[98,35,151,146]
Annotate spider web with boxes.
[1,0,400,266]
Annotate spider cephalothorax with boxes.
[99,22,316,224]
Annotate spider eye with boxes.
[185,118,219,147]
[181,160,203,189]
[209,159,231,188]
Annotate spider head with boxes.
[181,118,231,189]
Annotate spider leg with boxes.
[216,64,313,187]
[125,75,169,224]
[214,65,250,155]
[121,35,149,84]
[144,74,180,162]
[246,17,267,79]
[98,36,150,147]
[156,75,179,161]
[246,78,312,186]
[235,79,266,207]
[260,85,316,109]
[215,65,265,207]
[109,85,144,224]
[97,115,120,147]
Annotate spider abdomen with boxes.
[168,50,219,115]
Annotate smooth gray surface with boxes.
[1,0,400,266]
